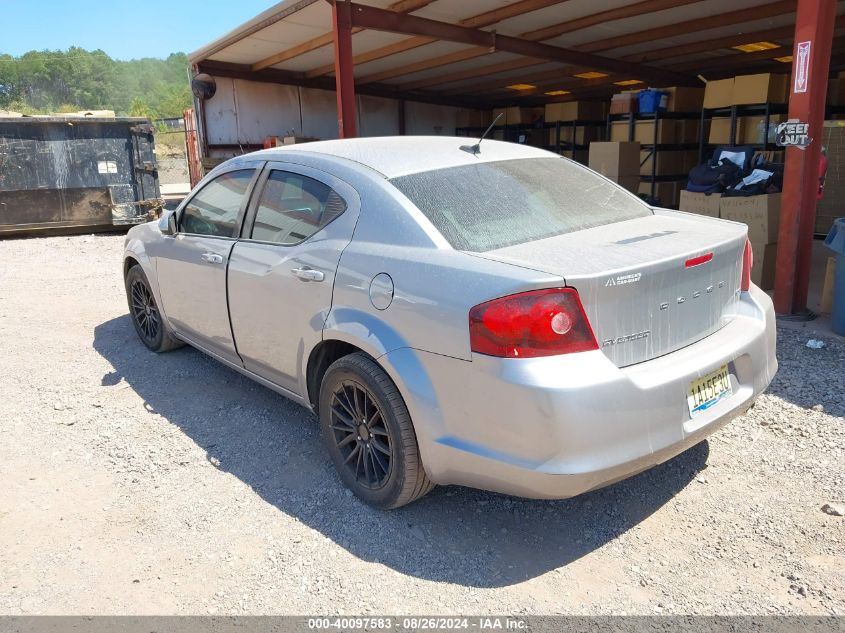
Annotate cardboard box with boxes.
[618,175,640,194]
[750,242,777,291]
[679,190,722,217]
[610,92,638,114]
[588,141,641,181]
[457,109,493,128]
[703,78,734,109]
[739,115,785,144]
[609,121,632,142]
[548,122,603,146]
[637,120,678,144]
[545,101,605,122]
[506,106,544,125]
[663,86,705,112]
[708,117,745,145]
[610,120,677,144]
[561,149,589,164]
[821,256,836,315]
[640,150,698,176]
[732,73,789,106]
[492,107,543,126]
[719,194,781,245]
[677,119,704,144]
[638,181,680,207]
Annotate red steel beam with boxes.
[346,2,697,86]
[332,0,358,138]
[774,0,837,315]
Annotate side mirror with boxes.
[159,210,177,236]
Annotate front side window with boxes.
[389,157,652,252]
[250,170,347,245]
[181,169,254,237]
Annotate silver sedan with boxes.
[123,136,778,509]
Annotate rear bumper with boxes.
[383,285,777,499]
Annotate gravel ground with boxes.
[0,233,842,615]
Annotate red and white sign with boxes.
[794,41,812,94]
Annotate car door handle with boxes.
[200,253,224,265]
[291,267,325,282]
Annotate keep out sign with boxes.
[776,120,812,149]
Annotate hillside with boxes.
[0,48,192,118]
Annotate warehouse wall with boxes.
[202,76,469,157]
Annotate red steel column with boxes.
[774,0,836,314]
[332,0,358,138]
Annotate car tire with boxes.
[125,264,183,353]
[319,353,434,509]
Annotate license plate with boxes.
[687,364,732,415]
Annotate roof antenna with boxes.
[460,112,503,155]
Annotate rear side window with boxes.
[181,169,254,237]
[250,170,347,245]
[389,157,651,252]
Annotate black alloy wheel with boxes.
[318,353,434,509]
[329,379,393,489]
[124,264,182,353]
[130,277,160,344]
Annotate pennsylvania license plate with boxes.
[687,364,732,415]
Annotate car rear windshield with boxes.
[389,156,651,252]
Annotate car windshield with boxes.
[389,156,651,252]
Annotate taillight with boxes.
[469,288,598,358]
[741,239,753,291]
[685,252,713,268]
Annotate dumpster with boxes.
[0,116,160,235]
[825,217,845,335]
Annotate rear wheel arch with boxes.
[124,255,141,278]
[316,350,435,508]
[306,339,377,413]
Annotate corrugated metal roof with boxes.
[189,0,845,104]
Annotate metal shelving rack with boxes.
[455,119,607,161]
[607,110,701,205]
[545,119,607,157]
[698,103,789,162]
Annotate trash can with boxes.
[825,217,845,335]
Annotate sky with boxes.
[1,0,279,59]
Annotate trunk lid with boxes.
[474,210,747,367]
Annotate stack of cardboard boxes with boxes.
[544,101,606,163]
[679,190,780,290]
[587,141,641,195]
[487,106,545,145]
[610,119,699,207]
[606,86,704,208]
[704,73,788,152]
[456,109,493,130]
[609,115,696,206]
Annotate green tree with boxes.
[0,48,192,117]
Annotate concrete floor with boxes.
[773,238,843,340]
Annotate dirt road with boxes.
[0,234,842,615]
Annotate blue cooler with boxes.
[638,89,668,114]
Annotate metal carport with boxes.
[188,0,842,316]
